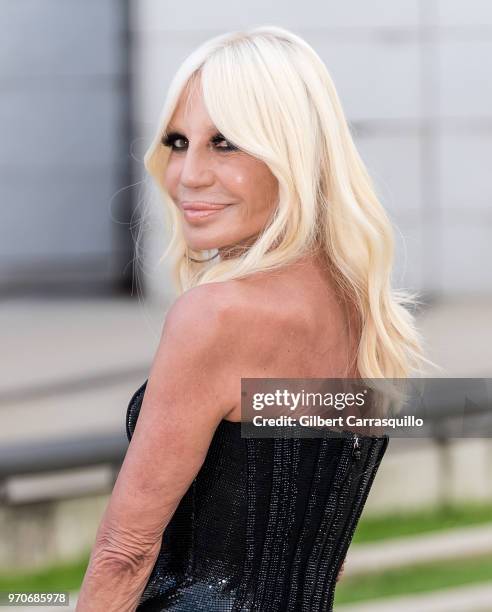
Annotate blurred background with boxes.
[0,1,491,610]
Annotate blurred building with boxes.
[0,0,132,295]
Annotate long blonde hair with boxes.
[143,25,440,380]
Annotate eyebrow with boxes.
[166,124,218,134]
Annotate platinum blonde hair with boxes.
[143,25,440,381]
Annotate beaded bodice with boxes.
[126,379,389,611]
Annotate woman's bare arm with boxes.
[76,285,240,611]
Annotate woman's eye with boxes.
[161,132,238,152]
[211,136,238,151]
[162,134,187,150]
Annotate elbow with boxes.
[92,526,161,578]
[91,547,152,578]
[76,526,162,611]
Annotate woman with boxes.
[76,26,434,611]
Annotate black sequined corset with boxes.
[126,380,389,612]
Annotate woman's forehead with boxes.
[170,81,216,131]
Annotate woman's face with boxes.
[163,80,279,256]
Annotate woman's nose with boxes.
[179,147,215,188]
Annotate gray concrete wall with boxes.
[0,0,131,291]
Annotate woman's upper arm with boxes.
[96,285,239,558]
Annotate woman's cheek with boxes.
[164,160,181,195]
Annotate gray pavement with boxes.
[336,582,492,612]
[0,295,167,444]
[13,582,492,612]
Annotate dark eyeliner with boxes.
[161,130,238,152]
[210,133,239,151]
[161,131,184,148]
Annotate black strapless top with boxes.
[126,380,389,612]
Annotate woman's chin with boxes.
[184,232,232,254]
[185,240,220,254]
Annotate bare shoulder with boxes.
[167,278,275,326]
[164,281,242,326]
[161,279,291,376]
[148,281,256,419]
[162,281,250,348]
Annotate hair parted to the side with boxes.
[143,24,442,380]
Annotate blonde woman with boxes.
[77,26,433,611]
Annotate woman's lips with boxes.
[181,202,230,221]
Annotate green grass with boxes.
[1,502,492,599]
[334,553,492,605]
[4,550,491,606]
[0,553,90,592]
[352,501,492,544]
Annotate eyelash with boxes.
[161,131,238,152]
